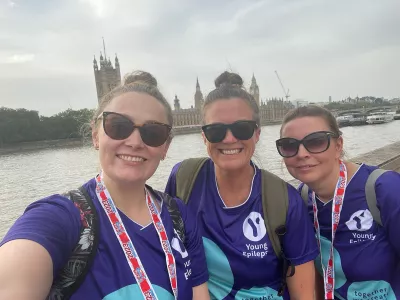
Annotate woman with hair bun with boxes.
[0,71,209,300]
[166,71,318,299]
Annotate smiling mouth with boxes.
[117,155,146,162]
[296,165,316,170]
[219,149,242,155]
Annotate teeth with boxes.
[221,149,241,155]
[118,155,145,162]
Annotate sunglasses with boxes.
[275,131,340,158]
[201,120,258,143]
[100,111,171,147]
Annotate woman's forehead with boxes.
[281,116,331,138]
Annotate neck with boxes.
[102,173,147,215]
[215,163,254,207]
[308,161,358,203]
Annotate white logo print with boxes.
[345,209,373,232]
[243,212,267,242]
[171,237,188,259]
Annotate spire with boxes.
[93,55,98,71]
[196,77,200,89]
[100,51,104,61]
[115,53,119,68]
[102,37,107,60]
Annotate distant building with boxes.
[294,99,308,107]
[93,40,121,103]
[92,49,293,126]
[249,74,260,107]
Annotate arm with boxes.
[286,261,315,300]
[283,185,319,300]
[376,171,400,256]
[0,240,53,300]
[193,282,210,300]
[0,196,81,300]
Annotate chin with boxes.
[213,155,249,171]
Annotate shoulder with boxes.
[361,164,400,191]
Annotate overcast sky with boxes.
[1,0,399,116]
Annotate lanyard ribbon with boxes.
[95,174,178,300]
[311,160,347,300]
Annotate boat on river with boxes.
[366,111,395,124]
[394,110,400,120]
[336,113,367,127]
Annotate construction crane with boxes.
[275,70,290,101]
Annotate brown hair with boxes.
[202,71,260,124]
[93,70,173,126]
[280,105,341,137]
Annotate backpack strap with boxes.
[300,184,309,205]
[175,157,209,203]
[365,169,388,226]
[260,169,291,296]
[149,186,186,245]
[260,169,289,258]
[47,186,99,300]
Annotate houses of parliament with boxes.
[93,51,294,127]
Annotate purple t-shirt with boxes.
[165,159,319,300]
[302,164,400,300]
[0,178,208,299]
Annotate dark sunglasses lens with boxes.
[303,133,330,153]
[203,124,227,143]
[139,124,170,147]
[277,139,299,157]
[104,113,133,140]
[231,121,256,140]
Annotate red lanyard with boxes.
[95,174,178,300]
[311,160,347,300]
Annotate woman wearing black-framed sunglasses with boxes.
[165,71,318,300]
[278,105,400,300]
[0,71,210,300]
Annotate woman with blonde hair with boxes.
[0,71,209,300]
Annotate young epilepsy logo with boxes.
[345,209,373,232]
[243,212,267,242]
[345,209,376,244]
[242,212,268,259]
[171,236,192,280]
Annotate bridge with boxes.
[334,105,398,116]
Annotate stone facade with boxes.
[93,42,121,103]
[93,52,294,126]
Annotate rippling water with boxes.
[1,121,399,238]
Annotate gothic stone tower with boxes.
[93,39,121,103]
[194,77,204,109]
[249,73,260,107]
[174,95,181,110]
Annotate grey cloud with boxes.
[0,0,399,116]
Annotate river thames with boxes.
[1,121,399,238]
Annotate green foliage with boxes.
[0,107,94,146]
[324,97,395,110]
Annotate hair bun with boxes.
[123,70,158,87]
[214,71,243,88]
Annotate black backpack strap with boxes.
[175,157,209,203]
[47,186,99,300]
[148,186,186,245]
